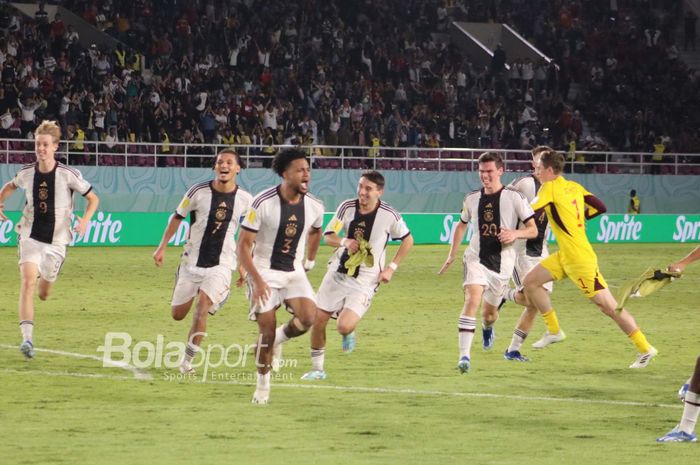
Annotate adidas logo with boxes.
[40,181,48,187]
[218,202,227,208]
[357,221,366,227]
[289,214,297,221]
[485,203,492,208]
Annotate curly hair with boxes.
[272,148,308,176]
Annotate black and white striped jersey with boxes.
[12,162,92,245]
[175,181,253,269]
[460,186,535,274]
[325,199,410,286]
[241,185,324,272]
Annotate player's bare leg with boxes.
[523,265,565,348]
[456,284,484,373]
[337,308,361,353]
[171,299,195,321]
[178,291,213,374]
[271,297,316,372]
[589,289,656,368]
[253,310,277,404]
[480,301,499,351]
[37,277,54,301]
[301,309,332,380]
[18,262,38,358]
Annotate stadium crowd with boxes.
[0,0,698,171]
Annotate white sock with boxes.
[19,320,33,343]
[275,325,290,346]
[505,289,518,302]
[184,342,197,364]
[508,328,528,352]
[257,372,271,390]
[680,391,700,434]
[457,316,476,358]
[310,348,325,371]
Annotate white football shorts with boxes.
[316,270,376,319]
[171,263,232,315]
[462,254,510,307]
[18,237,66,283]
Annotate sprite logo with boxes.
[0,218,14,244]
[596,215,643,243]
[672,215,700,243]
[71,211,124,245]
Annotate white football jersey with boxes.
[175,181,252,270]
[241,186,324,272]
[12,162,92,246]
[509,175,549,258]
[460,186,535,275]
[325,199,411,286]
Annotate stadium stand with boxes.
[0,1,698,172]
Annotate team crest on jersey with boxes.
[353,228,365,240]
[38,188,49,200]
[215,202,228,221]
[484,210,494,222]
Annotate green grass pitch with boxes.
[0,244,698,464]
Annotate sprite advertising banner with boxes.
[0,213,698,247]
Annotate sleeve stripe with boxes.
[57,165,83,179]
[379,204,400,221]
[336,199,355,219]
[521,213,535,224]
[174,212,186,220]
[240,225,258,233]
[185,181,210,198]
[392,232,411,241]
[81,186,93,197]
[504,186,527,201]
[252,187,278,208]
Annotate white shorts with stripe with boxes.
[316,270,376,319]
[18,237,66,283]
[513,253,553,293]
[171,263,232,315]
[462,254,511,307]
[246,267,316,320]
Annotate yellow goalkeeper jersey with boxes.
[531,176,597,263]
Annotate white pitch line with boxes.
[0,363,682,410]
[0,344,152,380]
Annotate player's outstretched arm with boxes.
[438,220,468,275]
[153,214,183,266]
[0,181,18,221]
[379,233,413,284]
[74,191,100,236]
[669,246,700,273]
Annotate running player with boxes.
[439,152,538,374]
[0,120,99,358]
[153,149,252,374]
[238,148,324,404]
[300,170,413,380]
[522,149,657,368]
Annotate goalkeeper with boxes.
[300,171,413,381]
[657,246,700,443]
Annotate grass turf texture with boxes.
[0,244,698,464]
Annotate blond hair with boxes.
[35,120,61,144]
